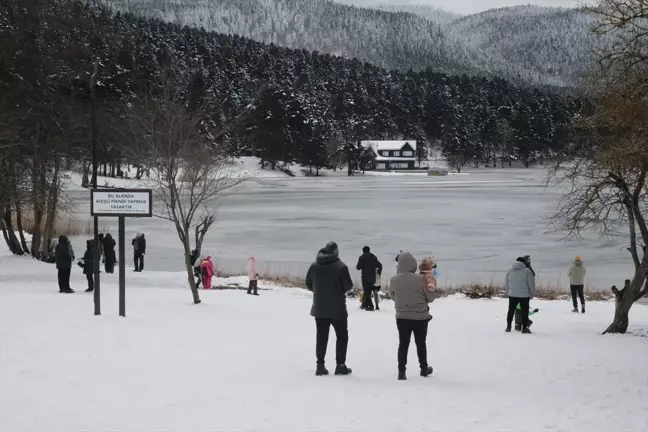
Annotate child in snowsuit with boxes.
[200,256,214,289]
[514,304,539,331]
[419,256,437,292]
[247,257,259,295]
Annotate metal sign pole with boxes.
[91,189,152,318]
[118,216,126,317]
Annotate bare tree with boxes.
[122,82,250,304]
[550,0,648,334]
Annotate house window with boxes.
[391,162,408,169]
[402,151,413,157]
[381,151,389,157]
[376,163,386,170]
[393,151,400,157]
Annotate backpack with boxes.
[201,265,209,277]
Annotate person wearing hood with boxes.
[132,233,146,272]
[356,246,382,311]
[504,257,536,333]
[247,256,259,296]
[389,252,435,380]
[102,233,116,274]
[523,255,536,277]
[200,256,214,289]
[305,241,354,377]
[568,256,587,313]
[81,239,95,292]
[55,235,75,293]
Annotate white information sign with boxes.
[91,189,152,217]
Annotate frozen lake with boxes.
[69,169,633,290]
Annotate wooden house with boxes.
[361,140,418,170]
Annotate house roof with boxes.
[361,140,417,152]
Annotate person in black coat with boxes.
[132,233,146,272]
[102,233,116,274]
[55,235,75,293]
[82,239,95,292]
[306,241,354,377]
[356,246,383,311]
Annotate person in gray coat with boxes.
[389,252,435,380]
[504,257,536,333]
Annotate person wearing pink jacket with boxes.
[200,256,214,289]
[247,257,259,296]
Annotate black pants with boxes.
[570,284,585,308]
[247,279,258,294]
[361,280,374,309]
[194,269,202,288]
[396,318,429,371]
[507,297,530,328]
[57,268,71,292]
[134,253,144,271]
[105,252,115,273]
[85,273,94,291]
[315,318,348,366]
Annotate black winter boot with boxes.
[505,323,512,332]
[420,366,433,377]
[522,327,532,334]
[398,369,406,380]
[315,364,329,376]
[581,306,585,314]
[334,364,352,376]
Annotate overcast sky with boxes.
[337,0,582,15]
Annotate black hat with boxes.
[363,246,370,253]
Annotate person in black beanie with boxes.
[523,255,536,277]
[306,241,354,377]
[356,246,382,311]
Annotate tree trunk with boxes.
[14,200,30,254]
[31,157,46,259]
[603,292,633,334]
[2,206,24,255]
[42,160,61,255]
[82,162,90,188]
[603,275,647,334]
[183,238,201,304]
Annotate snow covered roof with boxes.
[361,140,417,152]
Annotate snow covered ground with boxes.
[1,251,647,432]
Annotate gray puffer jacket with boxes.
[505,261,536,298]
[389,252,435,320]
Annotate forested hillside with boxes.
[446,6,598,87]
[99,0,598,87]
[1,0,578,181]
[362,3,460,25]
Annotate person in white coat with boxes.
[568,256,587,313]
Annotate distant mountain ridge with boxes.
[99,0,598,87]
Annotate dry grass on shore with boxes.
[216,266,613,301]
[12,214,106,238]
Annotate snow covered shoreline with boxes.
[1,250,647,432]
